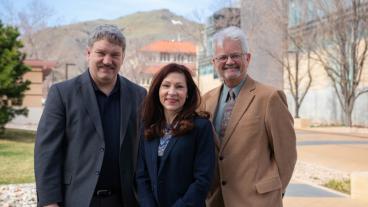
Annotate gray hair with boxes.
[87,24,126,52]
[212,26,249,53]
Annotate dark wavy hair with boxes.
[142,63,208,140]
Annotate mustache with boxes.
[224,64,239,69]
[97,63,115,70]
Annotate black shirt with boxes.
[91,75,122,192]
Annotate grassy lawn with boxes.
[0,128,36,184]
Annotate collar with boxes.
[88,70,120,95]
[222,76,247,98]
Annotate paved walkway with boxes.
[284,179,368,207]
[297,126,368,138]
[284,180,368,207]
[286,181,346,198]
[284,128,368,207]
[5,123,37,131]
[296,129,368,173]
[4,124,368,206]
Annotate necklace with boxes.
[158,124,173,157]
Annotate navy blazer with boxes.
[136,117,215,207]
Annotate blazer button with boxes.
[221,181,227,186]
[100,147,105,152]
[95,171,100,175]
[219,156,224,161]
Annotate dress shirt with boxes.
[214,77,246,135]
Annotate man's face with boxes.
[212,38,251,87]
[86,39,124,85]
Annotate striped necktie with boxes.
[219,89,236,140]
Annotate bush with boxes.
[323,179,350,194]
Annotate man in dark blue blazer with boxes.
[34,24,146,207]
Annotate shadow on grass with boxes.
[0,128,36,143]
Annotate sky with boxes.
[0,0,238,26]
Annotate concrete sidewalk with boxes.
[296,130,368,173]
[296,126,368,138]
[5,123,37,131]
[6,122,368,136]
[5,123,368,206]
[284,180,368,207]
[286,128,368,207]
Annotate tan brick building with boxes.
[23,59,56,107]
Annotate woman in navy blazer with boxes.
[136,63,215,207]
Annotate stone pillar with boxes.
[240,0,288,89]
[351,172,368,201]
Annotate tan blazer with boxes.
[201,77,297,207]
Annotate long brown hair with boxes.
[141,63,208,140]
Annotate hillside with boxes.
[25,9,203,81]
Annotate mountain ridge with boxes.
[24,9,203,81]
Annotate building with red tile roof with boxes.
[138,40,197,88]
[140,40,197,54]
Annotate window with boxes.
[160,53,170,62]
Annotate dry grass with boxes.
[0,128,35,184]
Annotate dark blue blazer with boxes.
[136,117,215,207]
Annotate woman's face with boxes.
[159,72,188,117]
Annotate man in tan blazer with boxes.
[202,26,297,207]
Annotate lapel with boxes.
[205,86,222,149]
[119,76,132,146]
[80,71,104,141]
[220,77,256,151]
[158,136,179,175]
[206,86,222,123]
[147,138,159,180]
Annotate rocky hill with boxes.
[26,9,203,81]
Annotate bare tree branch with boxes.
[310,0,368,126]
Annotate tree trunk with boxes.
[295,102,300,118]
[343,106,353,127]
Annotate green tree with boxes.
[0,21,31,132]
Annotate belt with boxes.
[94,189,113,197]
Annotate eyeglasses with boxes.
[214,53,245,63]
